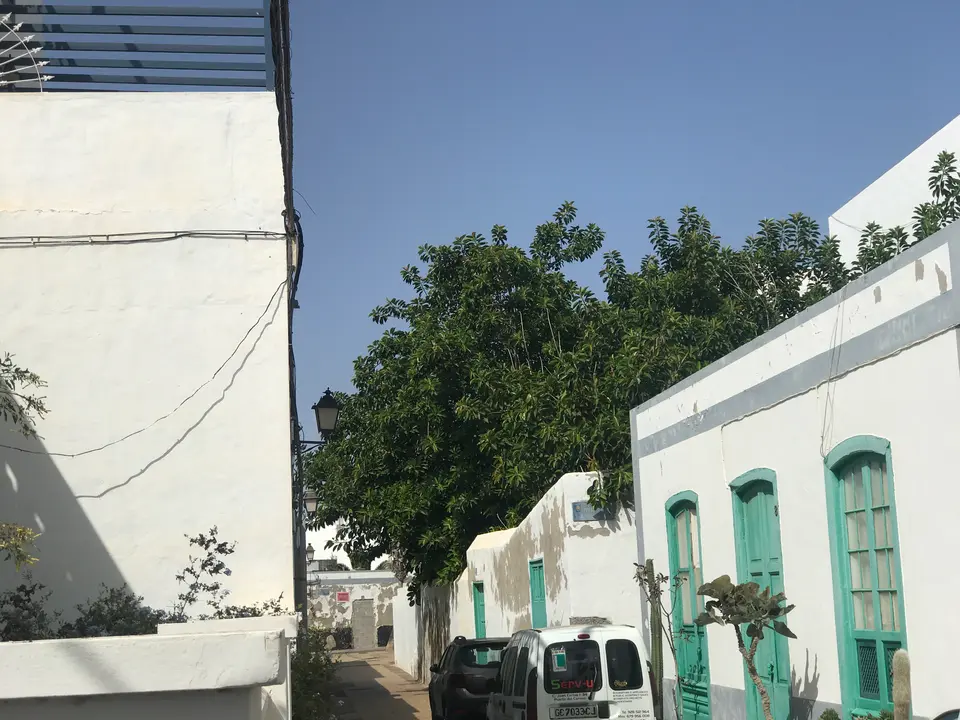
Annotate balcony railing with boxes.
[1,2,275,91]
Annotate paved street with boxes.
[332,649,431,720]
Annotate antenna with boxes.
[0,12,53,90]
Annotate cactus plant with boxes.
[892,649,911,720]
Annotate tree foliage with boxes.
[308,153,960,593]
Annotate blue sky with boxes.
[289,0,960,440]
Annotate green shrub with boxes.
[0,575,60,641]
[819,710,841,720]
[59,585,172,638]
[291,626,339,720]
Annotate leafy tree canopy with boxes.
[307,152,960,593]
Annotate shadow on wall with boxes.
[0,429,126,612]
[414,586,451,682]
[789,651,821,720]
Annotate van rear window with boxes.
[606,639,644,690]
[544,641,603,694]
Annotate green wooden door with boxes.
[473,582,486,638]
[529,560,547,629]
[733,474,791,720]
[667,497,711,720]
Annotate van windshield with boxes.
[544,641,603,694]
[606,639,644,690]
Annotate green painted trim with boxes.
[664,491,711,718]
[729,467,777,491]
[729,468,790,720]
[528,559,547,630]
[472,582,486,639]
[666,489,699,511]
[823,436,908,719]
[824,435,890,470]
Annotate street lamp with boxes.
[304,487,318,515]
[306,543,315,564]
[312,388,341,438]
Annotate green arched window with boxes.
[824,436,908,717]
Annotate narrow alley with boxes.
[332,650,430,720]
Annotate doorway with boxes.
[731,469,791,720]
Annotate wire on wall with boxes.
[0,278,288,458]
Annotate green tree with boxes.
[309,154,960,593]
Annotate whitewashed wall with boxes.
[0,92,293,615]
[392,590,419,678]
[829,113,960,264]
[0,625,286,720]
[632,222,960,719]
[466,472,642,637]
[392,473,643,678]
[308,571,399,630]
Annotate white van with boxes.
[486,624,655,720]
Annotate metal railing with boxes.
[1,2,274,91]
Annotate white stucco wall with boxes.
[0,92,293,615]
[308,571,399,634]
[632,222,960,718]
[392,589,419,678]
[829,113,960,264]
[465,473,641,637]
[158,615,297,720]
[0,628,284,720]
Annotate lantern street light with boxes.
[312,388,341,438]
[306,543,315,564]
[304,488,319,515]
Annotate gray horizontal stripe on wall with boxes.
[630,221,959,421]
[634,285,960,458]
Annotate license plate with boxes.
[549,706,599,718]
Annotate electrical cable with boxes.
[0,229,285,249]
[0,278,288,458]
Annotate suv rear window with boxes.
[605,639,644,690]
[457,643,506,668]
[544,641,603,694]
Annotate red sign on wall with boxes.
[336,591,350,602]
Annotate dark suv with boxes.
[428,635,509,720]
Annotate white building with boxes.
[0,13,296,621]
[632,124,960,720]
[0,6,307,720]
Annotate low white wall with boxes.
[392,589,419,678]
[391,473,643,680]
[467,472,642,635]
[158,615,297,720]
[0,629,284,720]
[308,570,399,633]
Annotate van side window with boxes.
[512,647,530,696]
[605,639,644,690]
[499,646,518,693]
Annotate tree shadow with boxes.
[0,429,126,614]
[789,650,821,720]
[414,586,451,682]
